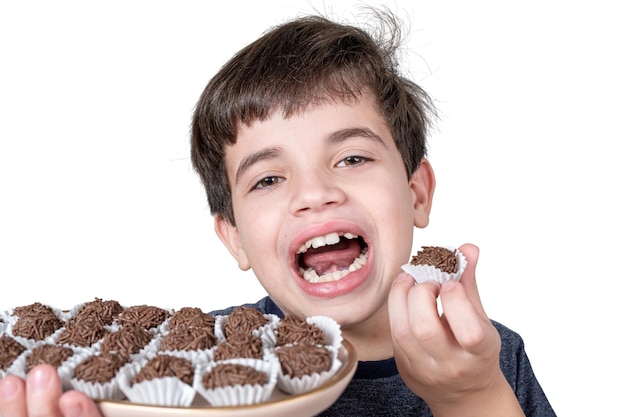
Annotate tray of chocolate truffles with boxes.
[0,299,357,417]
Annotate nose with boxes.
[287,170,346,216]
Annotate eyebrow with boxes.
[235,147,282,185]
[327,127,387,148]
[234,127,387,185]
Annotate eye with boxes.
[336,155,371,168]
[253,175,283,190]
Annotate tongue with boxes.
[301,239,362,275]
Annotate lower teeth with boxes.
[300,250,368,283]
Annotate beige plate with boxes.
[97,339,357,417]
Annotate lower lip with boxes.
[294,259,373,298]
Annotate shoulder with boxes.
[491,320,557,415]
[492,320,525,349]
[491,319,527,370]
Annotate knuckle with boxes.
[412,320,438,342]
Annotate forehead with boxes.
[234,94,386,146]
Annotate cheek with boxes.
[379,185,417,252]
[236,207,282,262]
[369,180,415,222]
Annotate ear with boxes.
[409,158,436,228]
[214,215,251,271]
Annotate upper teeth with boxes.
[297,232,357,254]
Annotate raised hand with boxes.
[388,243,524,417]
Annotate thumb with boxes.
[458,243,487,317]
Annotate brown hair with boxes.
[191,9,436,225]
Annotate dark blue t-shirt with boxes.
[210,297,557,416]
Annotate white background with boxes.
[1,1,624,415]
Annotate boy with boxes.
[0,9,556,417]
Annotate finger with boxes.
[0,375,28,417]
[389,274,447,361]
[389,274,442,339]
[60,390,104,417]
[25,365,63,417]
[388,273,416,343]
[404,279,456,356]
[389,275,443,342]
[458,243,488,317]
[439,280,490,351]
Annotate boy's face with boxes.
[216,95,434,328]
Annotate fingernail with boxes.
[0,378,19,399]
[63,403,84,417]
[28,367,51,390]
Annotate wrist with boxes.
[428,373,525,417]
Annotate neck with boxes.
[341,309,394,361]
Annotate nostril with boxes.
[289,183,346,215]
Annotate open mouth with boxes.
[296,232,369,283]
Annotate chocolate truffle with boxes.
[222,306,268,338]
[12,306,64,341]
[275,315,326,346]
[159,326,217,352]
[101,324,153,356]
[73,352,129,384]
[202,363,268,389]
[275,344,332,378]
[0,334,26,371]
[74,298,124,326]
[131,354,195,386]
[26,344,74,372]
[409,246,458,273]
[56,315,107,347]
[116,305,170,330]
[168,307,216,331]
[213,333,264,361]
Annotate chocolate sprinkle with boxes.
[131,354,195,386]
[101,324,153,356]
[410,246,458,273]
[222,306,268,338]
[160,326,217,352]
[13,302,55,317]
[73,352,129,384]
[0,334,26,371]
[168,307,216,331]
[12,311,64,341]
[202,363,267,389]
[117,305,170,330]
[75,298,124,326]
[213,333,264,361]
[56,315,107,347]
[26,344,74,372]
[275,344,332,378]
[275,315,326,346]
